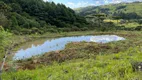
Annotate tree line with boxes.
[0,0,87,34]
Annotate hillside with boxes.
[0,0,87,34]
[76,1,142,19]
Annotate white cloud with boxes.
[43,0,142,8]
[111,0,142,4]
[67,2,75,5]
[43,0,48,2]
[67,1,96,8]
[112,0,123,3]
[104,0,109,4]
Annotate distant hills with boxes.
[75,1,142,19]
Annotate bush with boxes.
[115,26,125,30]
[124,27,135,31]
[135,26,142,31]
[12,30,21,35]
[137,19,142,24]
[80,27,89,31]
[71,26,80,31]
[95,22,116,31]
[21,28,32,34]
[0,26,12,60]
[0,13,9,28]
[58,28,71,32]
[47,28,58,33]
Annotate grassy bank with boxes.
[2,44,142,80]
[14,31,142,67]
[1,31,142,80]
[0,31,142,80]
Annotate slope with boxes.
[76,1,142,19]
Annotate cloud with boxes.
[111,0,123,3]
[43,0,48,1]
[67,1,96,8]
[67,2,75,5]
[111,0,142,3]
[43,0,142,8]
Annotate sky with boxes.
[44,0,142,8]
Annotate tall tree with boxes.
[93,14,106,28]
[0,1,10,27]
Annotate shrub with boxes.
[58,28,71,32]
[135,26,142,31]
[80,27,89,31]
[71,26,80,31]
[0,26,12,60]
[21,28,32,34]
[137,19,142,24]
[47,28,58,33]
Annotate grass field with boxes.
[1,31,142,80]
[104,19,142,28]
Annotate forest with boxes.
[0,0,87,34]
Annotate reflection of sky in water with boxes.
[90,35,125,43]
[13,35,125,60]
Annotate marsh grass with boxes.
[1,31,142,80]
[2,46,142,80]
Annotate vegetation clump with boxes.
[0,26,12,61]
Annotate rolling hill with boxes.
[75,1,142,19]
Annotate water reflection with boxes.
[14,35,125,60]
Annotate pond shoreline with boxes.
[1,31,142,78]
[6,31,139,61]
[13,31,142,70]
[10,30,137,60]
[6,31,117,61]
[14,35,125,60]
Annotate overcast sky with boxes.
[44,0,142,8]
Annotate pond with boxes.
[13,35,125,60]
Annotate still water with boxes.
[13,35,125,60]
